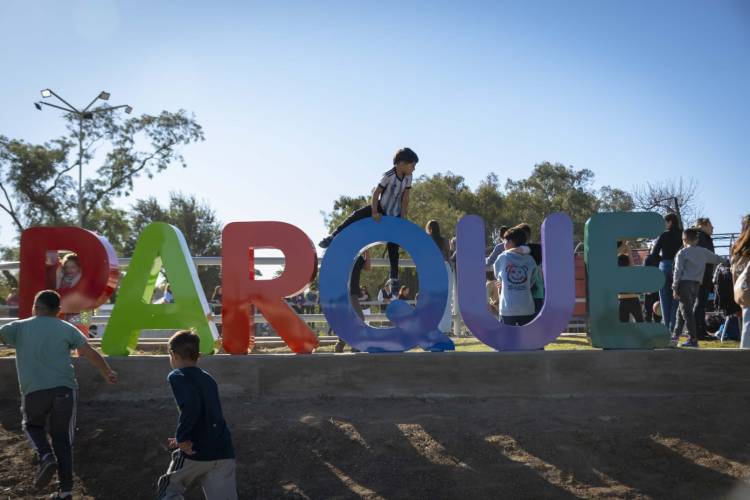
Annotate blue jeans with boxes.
[658,259,677,332]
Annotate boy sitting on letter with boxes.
[318,147,418,295]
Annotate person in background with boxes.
[731,214,750,348]
[693,217,715,340]
[485,225,509,267]
[5,287,19,317]
[493,227,538,326]
[57,253,82,290]
[649,213,683,333]
[162,284,174,304]
[516,223,544,314]
[360,286,372,316]
[397,285,410,301]
[618,254,644,323]
[210,285,222,315]
[377,279,393,308]
[87,324,98,339]
[486,270,499,316]
[426,220,454,335]
[0,290,117,499]
[672,228,722,347]
[643,253,662,323]
[334,250,370,353]
[56,253,92,336]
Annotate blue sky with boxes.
[1,0,748,250]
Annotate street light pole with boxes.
[34,88,133,228]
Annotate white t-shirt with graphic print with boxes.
[377,168,412,216]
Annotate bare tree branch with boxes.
[0,180,24,232]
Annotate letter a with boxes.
[102,222,218,355]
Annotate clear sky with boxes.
[1,0,748,250]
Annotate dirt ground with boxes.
[2,392,750,500]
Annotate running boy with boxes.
[672,228,722,347]
[157,330,237,499]
[0,290,117,499]
[493,227,539,326]
[319,147,418,293]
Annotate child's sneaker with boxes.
[680,339,699,348]
[34,453,57,489]
[318,236,333,249]
[49,491,72,499]
[668,337,679,347]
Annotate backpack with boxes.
[733,257,750,308]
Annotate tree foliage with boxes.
[0,109,203,234]
[125,192,222,296]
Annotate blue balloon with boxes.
[319,217,454,352]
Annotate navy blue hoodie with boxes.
[168,367,234,461]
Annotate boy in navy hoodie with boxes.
[157,330,237,499]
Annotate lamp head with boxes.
[40,89,52,98]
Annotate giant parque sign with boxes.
[17,211,671,355]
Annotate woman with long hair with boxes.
[426,220,454,334]
[425,220,450,261]
[649,212,683,332]
[731,214,750,348]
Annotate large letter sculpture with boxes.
[585,212,669,348]
[102,222,218,355]
[221,222,319,354]
[456,213,575,350]
[319,217,454,352]
[19,227,120,319]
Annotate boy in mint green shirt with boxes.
[0,290,117,499]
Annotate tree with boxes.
[0,109,203,235]
[504,163,601,241]
[597,186,635,213]
[632,177,702,226]
[126,192,222,296]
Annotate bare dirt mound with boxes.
[2,394,750,499]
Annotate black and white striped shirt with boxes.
[377,168,412,216]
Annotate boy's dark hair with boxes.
[504,227,527,246]
[617,254,631,267]
[683,228,700,243]
[393,147,418,165]
[34,290,61,312]
[169,330,200,361]
[695,217,711,227]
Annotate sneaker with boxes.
[49,491,72,499]
[34,453,57,489]
[680,339,699,348]
[318,236,333,249]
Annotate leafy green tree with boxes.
[0,109,203,235]
[125,192,222,296]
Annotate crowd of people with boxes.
[616,213,750,348]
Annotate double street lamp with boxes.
[34,88,133,228]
